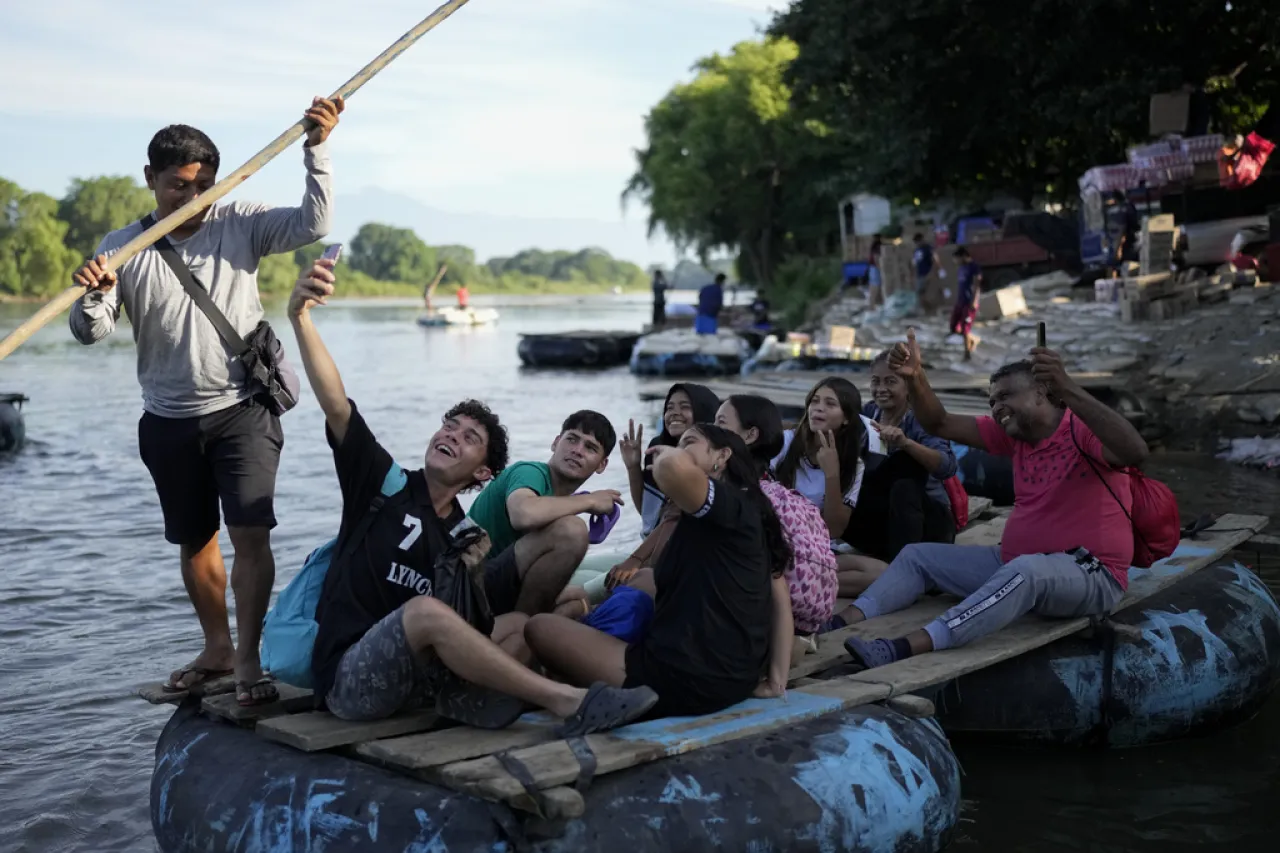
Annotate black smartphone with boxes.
[1037,321,1046,348]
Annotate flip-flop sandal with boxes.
[235,677,280,707]
[554,682,659,738]
[163,666,233,693]
[435,680,528,730]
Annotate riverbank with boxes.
[811,274,1280,453]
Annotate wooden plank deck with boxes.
[256,708,442,752]
[638,368,1118,417]
[353,513,1266,808]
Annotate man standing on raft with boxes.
[69,97,344,706]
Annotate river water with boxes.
[1,295,1278,852]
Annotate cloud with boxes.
[0,0,764,250]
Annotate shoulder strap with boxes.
[336,462,409,562]
[1068,413,1135,527]
[141,214,249,356]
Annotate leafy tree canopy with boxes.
[623,37,850,286]
[771,0,1280,205]
[58,176,154,258]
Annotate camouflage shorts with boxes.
[325,604,449,721]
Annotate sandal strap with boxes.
[566,736,597,793]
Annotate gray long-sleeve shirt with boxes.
[70,141,333,419]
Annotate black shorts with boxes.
[138,398,283,546]
[623,644,755,719]
[482,544,522,616]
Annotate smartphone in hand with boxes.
[321,243,343,264]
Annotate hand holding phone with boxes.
[321,243,343,264]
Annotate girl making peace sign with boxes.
[772,377,887,596]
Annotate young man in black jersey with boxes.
[288,259,657,732]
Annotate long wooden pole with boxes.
[0,0,473,362]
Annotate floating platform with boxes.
[143,513,1269,851]
[417,307,500,327]
[518,331,643,369]
[629,329,752,377]
[928,558,1280,746]
[0,393,28,454]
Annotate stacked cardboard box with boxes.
[977,285,1028,321]
[843,234,877,264]
[1140,215,1176,275]
[877,241,913,296]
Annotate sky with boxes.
[0,0,780,266]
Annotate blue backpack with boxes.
[261,464,409,688]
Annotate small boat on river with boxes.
[0,393,28,454]
[629,328,752,377]
[518,330,643,368]
[416,306,500,327]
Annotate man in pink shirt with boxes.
[840,327,1150,670]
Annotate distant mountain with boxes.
[330,187,675,268]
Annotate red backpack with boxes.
[1070,415,1180,568]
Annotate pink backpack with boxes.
[761,479,839,634]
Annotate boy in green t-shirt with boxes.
[469,410,619,617]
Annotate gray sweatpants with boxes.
[853,543,1124,650]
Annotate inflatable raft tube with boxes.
[629,330,751,378]
[927,561,1280,747]
[518,333,641,369]
[152,701,961,852]
[0,393,27,454]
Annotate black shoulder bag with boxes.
[143,214,300,416]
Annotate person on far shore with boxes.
[950,247,982,361]
[840,327,1148,673]
[866,235,884,308]
[695,273,726,335]
[69,96,344,707]
[912,233,937,311]
[651,269,668,329]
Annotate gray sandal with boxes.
[555,682,659,738]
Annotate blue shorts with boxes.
[694,314,719,335]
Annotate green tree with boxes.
[623,37,846,286]
[256,252,301,295]
[772,0,1280,206]
[293,242,326,269]
[0,179,80,298]
[349,222,436,283]
[58,176,154,258]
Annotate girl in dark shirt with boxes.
[526,425,793,718]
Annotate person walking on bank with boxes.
[950,247,982,361]
[69,96,344,706]
[651,269,668,329]
[695,273,726,335]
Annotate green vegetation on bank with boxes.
[0,176,648,300]
[625,0,1278,309]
